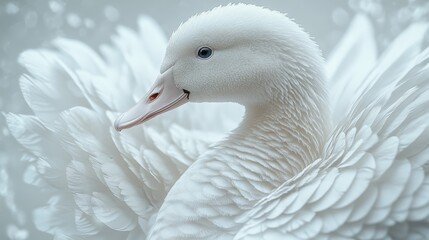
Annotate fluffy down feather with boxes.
[234,22,429,240]
[6,16,242,239]
[6,5,429,240]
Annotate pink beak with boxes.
[114,68,189,131]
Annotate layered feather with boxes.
[6,9,429,240]
[6,17,242,239]
[234,22,429,240]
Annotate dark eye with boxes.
[197,47,213,59]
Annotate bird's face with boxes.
[115,4,320,131]
[163,34,277,105]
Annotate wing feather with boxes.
[234,22,429,240]
[6,16,242,239]
[326,15,377,124]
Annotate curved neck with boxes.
[228,57,331,179]
[150,68,331,239]
[234,99,329,180]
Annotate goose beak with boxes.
[114,68,189,131]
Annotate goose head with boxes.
[115,4,329,131]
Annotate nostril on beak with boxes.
[148,93,159,102]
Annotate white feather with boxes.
[6,4,429,240]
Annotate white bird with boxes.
[6,4,429,240]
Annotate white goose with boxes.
[6,4,429,240]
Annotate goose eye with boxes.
[197,47,213,59]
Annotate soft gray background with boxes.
[1,0,428,239]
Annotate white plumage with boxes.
[6,4,429,240]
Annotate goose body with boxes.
[6,4,429,240]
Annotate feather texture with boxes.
[234,22,429,240]
[5,5,429,240]
[6,16,242,239]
